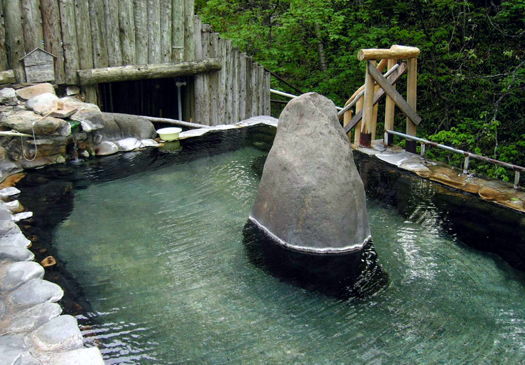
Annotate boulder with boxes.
[0,110,71,136]
[0,88,18,106]
[15,83,55,101]
[26,93,59,115]
[61,97,104,132]
[30,315,83,352]
[94,141,118,156]
[250,92,370,253]
[96,112,156,140]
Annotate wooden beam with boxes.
[344,62,407,134]
[133,0,148,64]
[78,58,222,85]
[104,0,122,66]
[171,0,184,62]
[4,0,26,82]
[160,0,172,63]
[59,0,80,84]
[147,0,161,64]
[119,0,136,65]
[384,58,397,145]
[21,0,44,52]
[358,45,420,61]
[367,61,421,125]
[361,60,376,146]
[89,0,109,68]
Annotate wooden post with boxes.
[21,0,44,52]
[0,3,7,71]
[193,16,204,124]
[90,0,109,68]
[119,0,136,65]
[59,0,80,84]
[183,0,195,61]
[208,33,219,125]
[353,98,363,145]
[147,0,161,64]
[360,60,376,147]
[104,0,122,66]
[384,58,396,145]
[4,0,26,82]
[343,108,353,140]
[160,0,172,63]
[134,0,148,64]
[244,55,252,118]
[406,57,418,152]
[371,84,380,141]
[172,0,184,62]
[239,53,247,119]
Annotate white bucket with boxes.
[157,127,182,141]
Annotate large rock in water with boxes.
[251,92,370,252]
[246,92,384,297]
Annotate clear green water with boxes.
[47,146,525,364]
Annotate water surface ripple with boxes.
[45,146,525,364]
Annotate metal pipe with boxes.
[176,81,186,121]
[386,129,525,176]
[135,115,209,129]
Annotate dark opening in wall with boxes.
[98,77,194,121]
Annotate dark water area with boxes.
[15,126,525,364]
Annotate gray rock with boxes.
[7,279,63,308]
[0,231,31,248]
[251,92,371,253]
[4,200,24,214]
[116,137,141,152]
[98,112,156,140]
[0,334,27,365]
[44,348,105,365]
[0,243,34,261]
[0,204,12,221]
[26,93,59,115]
[140,139,160,148]
[17,352,41,365]
[12,211,33,222]
[16,84,55,101]
[0,187,20,200]
[0,110,70,136]
[0,262,44,292]
[94,140,118,156]
[61,97,105,132]
[3,302,62,335]
[0,88,18,106]
[30,315,83,352]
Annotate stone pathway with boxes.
[0,187,103,365]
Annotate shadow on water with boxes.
[242,220,388,300]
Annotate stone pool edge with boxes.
[0,186,104,365]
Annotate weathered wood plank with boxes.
[263,69,271,115]
[171,0,184,62]
[89,0,109,68]
[21,0,44,52]
[361,60,375,144]
[238,53,246,119]
[0,69,16,84]
[147,0,161,64]
[183,0,194,61]
[224,39,233,123]
[258,65,265,115]
[81,85,98,104]
[4,0,26,82]
[216,37,227,123]
[231,49,239,123]
[160,0,172,63]
[251,61,259,116]
[207,32,219,125]
[384,58,397,145]
[74,0,94,70]
[368,61,421,126]
[78,59,222,85]
[104,0,122,66]
[119,0,136,65]
[41,0,64,82]
[58,0,79,84]
[0,3,9,70]
[244,56,252,117]
[193,16,205,124]
[133,0,148,64]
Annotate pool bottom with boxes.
[242,220,387,299]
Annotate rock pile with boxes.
[0,186,103,364]
[0,83,159,180]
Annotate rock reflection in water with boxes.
[243,220,388,299]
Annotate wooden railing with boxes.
[339,45,421,152]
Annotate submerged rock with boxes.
[251,92,370,252]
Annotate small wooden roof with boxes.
[20,47,56,61]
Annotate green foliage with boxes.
[196,0,525,180]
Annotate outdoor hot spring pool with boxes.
[18,127,525,364]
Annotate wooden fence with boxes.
[340,45,421,152]
[0,0,270,125]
